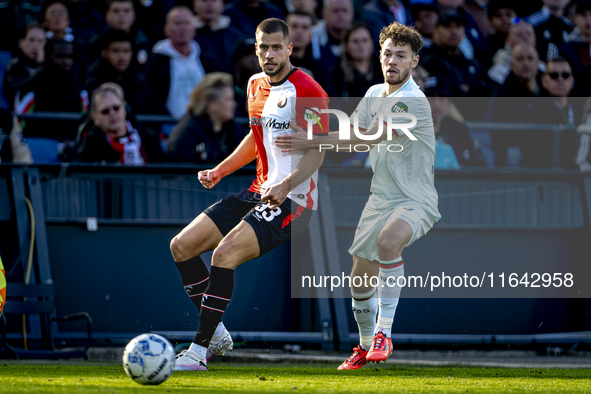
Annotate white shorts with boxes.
[348,197,437,262]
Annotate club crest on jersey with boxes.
[391,101,408,113]
[277,94,288,108]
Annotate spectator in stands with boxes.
[74,83,162,164]
[420,13,485,97]
[434,0,488,63]
[224,0,284,38]
[329,23,381,97]
[41,1,74,42]
[166,73,243,164]
[85,29,148,113]
[67,0,106,45]
[560,1,591,94]
[463,0,495,36]
[486,0,517,57]
[311,0,353,74]
[286,11,319,78]
[3,23,46,107]
[519,57,578,168]
[492,43,546,98]
[576,98,591,171]
[0,0,43,54]
[488,19,542,84]
[426,76,486,167]
[362,0,412,50]
[193,0,246,75]
[135,0,171,43]
[15,39,87,141]
[488,43,547,166]
[292,0,319,19]
[411,65,429,92]
[232,38,260,118]
[529,0,573,62]
[90,0,153,69]
[146,6,217,120]
[411,3,439,49]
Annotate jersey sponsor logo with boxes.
[391,101,408,113]
[249,116,290,130]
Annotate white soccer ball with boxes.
[122,334,175,385]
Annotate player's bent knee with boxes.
[170,234,197,262]
[376,235,404,257]
[211,241,239,269]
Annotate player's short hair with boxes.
[21,22,44,40]
[166,5,193,25]
[379,22,423,56]
[106,0,134,12]
[286,10,314,24]
[90,83,125,113]
[187,72,233,116]
[99,28,132,50]
[546,56,571,69]
[255,18,290,42]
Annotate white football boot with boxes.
[173,349,208,371]
[206,329,234,360]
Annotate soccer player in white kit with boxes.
[275,22,441,369]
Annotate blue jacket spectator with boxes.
[362,0,412,50]
[224,0,284,38]
[529,0,573,62]
[193,0,246,75]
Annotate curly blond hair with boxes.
[379,22,423,55]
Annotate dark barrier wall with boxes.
[1,164,590,347]
[39,166,311,340]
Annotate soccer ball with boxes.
[122,334,175,385]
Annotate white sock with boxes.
[351,288,378,350]
[213,322,226,338]
[375,257,404,338]
[188,343,207,359]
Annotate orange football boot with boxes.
[337,346,368,370]
[366,331,392,363]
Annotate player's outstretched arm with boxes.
[262,148,326,209]
[198,132,256,189]
[274,120,384,152]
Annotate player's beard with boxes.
[262,58,287,77]
[384,64,412,87]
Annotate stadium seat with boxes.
[25,137,62,163]
[0,283,92,360]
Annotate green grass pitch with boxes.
[0,361,589,393]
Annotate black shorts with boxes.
[203,189,313,256]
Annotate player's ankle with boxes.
[188,343,207,359]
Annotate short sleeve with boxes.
[295,85,330,135]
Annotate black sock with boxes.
[194,266,234,348]
[175,256,209,312]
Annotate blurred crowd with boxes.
[0,0,590,171]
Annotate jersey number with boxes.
[255,203,282,222]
